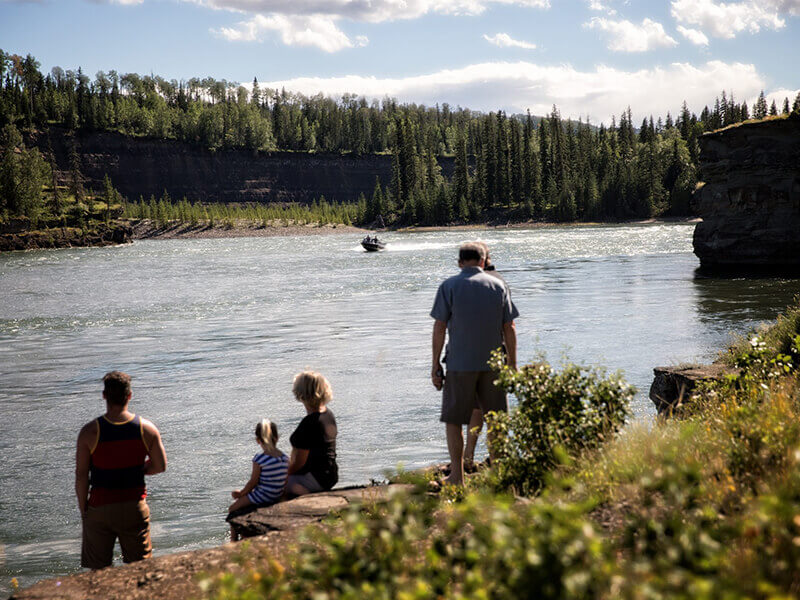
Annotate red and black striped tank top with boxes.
[89,414,149,507]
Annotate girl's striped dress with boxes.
[247,453,289,505]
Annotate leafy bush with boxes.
[486,353,634,496]
[206,489,610,600]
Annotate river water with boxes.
[2,223,800,592]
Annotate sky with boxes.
[1,0,798,123]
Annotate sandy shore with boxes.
[129,220,366,240]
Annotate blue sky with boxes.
[1,0,798,122]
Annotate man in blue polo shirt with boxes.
[431,242,519,486]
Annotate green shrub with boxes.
[486,353,634,496]
[206,489,610,600]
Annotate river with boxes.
[2,223,799,592]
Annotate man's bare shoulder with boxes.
[140,417,161,437]
[77,419,98,444]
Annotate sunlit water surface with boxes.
[2,223,800,592]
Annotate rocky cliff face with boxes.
[29,128,456,205]
[693,115,800,270]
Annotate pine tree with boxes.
[755,91,768,119]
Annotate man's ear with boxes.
[478,258,486,268]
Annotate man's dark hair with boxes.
[459,242,486,263]
[103,371,132,406]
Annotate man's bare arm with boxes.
[431,319,447,388]
[503,320,517,371]
[75,422,94,515]
[142,419,167,475]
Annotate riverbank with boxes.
[9,484,413,600]
[129,219,365,240]
[0,224,132,252]
[396,216,700,233]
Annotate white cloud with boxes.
[671,0,786,39]
[677,25,710,45]
[587,0,617,14]
[198,0,550,23]
[585,17,678,52]
[483,32,537,49]
[752,88,800,109]
[767,0,800,15]
[259,60,765,124]
[204,0,550,51]
[214,14,366,52]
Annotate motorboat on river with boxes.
[361,235,386,252]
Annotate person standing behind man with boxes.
[75,371,167,569]
[431,242,519,486]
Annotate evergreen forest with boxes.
[2,48,800,230]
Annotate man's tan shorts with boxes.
[441,370,507,425]
[81,499,152,569]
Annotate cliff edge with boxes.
[692,115,800,270]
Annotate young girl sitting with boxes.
[286,371,338,498]
[226,418,288,541]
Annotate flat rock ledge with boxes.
[650,364,737,415]
[11,483,413,600]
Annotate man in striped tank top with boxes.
[75,371,167,569]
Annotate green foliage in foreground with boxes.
[204,302,800,599]
[208,490,609,600]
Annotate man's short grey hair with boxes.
[459,242,486,262]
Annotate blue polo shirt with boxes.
[430,266,519,372]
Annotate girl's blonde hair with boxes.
[292,371,333,411]
[255,418,279,453]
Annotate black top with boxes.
[289,409,338,490]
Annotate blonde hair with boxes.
[292,371,333,411]
[255,418,279,453]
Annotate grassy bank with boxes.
[203,303,800,599]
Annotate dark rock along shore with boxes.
[693,115,800,270]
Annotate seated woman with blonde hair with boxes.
[285,371,338,498]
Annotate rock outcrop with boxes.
[650,363,737,415]
[27,127,457,205]
[692,115,800,270]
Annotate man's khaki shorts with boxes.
[441,370,507,425]
[81,499,152,569]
